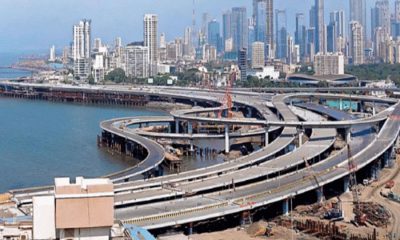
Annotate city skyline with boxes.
[0,0,380,53]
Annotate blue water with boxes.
[0,98,166,192]
[0,52,33,79]
[326,100,358,111]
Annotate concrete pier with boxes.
[343,176,350,193]
[225,124,230,154]
[282,199,289,216]
[316,187,324,203]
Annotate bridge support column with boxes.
[343,176,350,193]
[187,222,193,235]
[297,128,304,147]
[371,160,380,180]
[175,120,179,134]
[225,124,230,154]
[345,128,352,143]
[190,140,194,152]
[383,149,390,168]
[247,108,253,118]
[188,121,193,135]
[168,123,172,133]
[372,102,376,116]
[316,187,324,203]
[240,211,251,225]
[282,199,289,216]
[264,126,270,146]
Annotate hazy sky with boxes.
[0,0,378,53]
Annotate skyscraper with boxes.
[349,21,364,65]
[49,45,56,62]
[222,11,232,52]
[238,48,247,80]
[295,13,306,59]
[255,1,267,43]
[253,0,274,58]
[396,0,400,23]
[350,0,366,42]
[144,14,158,76]
[327,11,345,53]
[275,9,287,61]
[371,0,390,34]
[208,20,221,53]
[231,7,248,55]
[73,19,91,79]
[314,0,325,54]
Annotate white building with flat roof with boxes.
[314,52,344,76]
[31,177,114,240]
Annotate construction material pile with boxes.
[356,202,390,227]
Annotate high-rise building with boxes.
[72,19,91,79]
[222,10,232,52]
[349,21,364,65]
[238,48,247,80]
[49,45,56,62]
[314,0,325,54]
[202,13,210,41]
[144,14,158,76]
[251,42,265,68]
[231,7,248,55]
[275,9,287,61]
[183,27,194,58]
[396,0,400,23]
[208,20,221,53]
[327,21,336,52]
[160,33,166,49]
[314,52,345,75]
[265,0,274,57]
[124,44,149,79]
[350,0,366,41]
[295,13,306,60]
[371,0,390,34]
[327,11,345,53]
[255,1,267,44]
[252,0,274,58]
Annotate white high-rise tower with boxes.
[144,14,158,76]
[73,19,91,79]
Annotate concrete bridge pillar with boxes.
[187,222,193,235]
[175,120,179,134]
[247,108,253,118]
[225,124,230,154]
[383,149,390,168]
[190,140,194,152]
[316,187,325,203]
[264,126,270,147]
[168,123,172,133]
[372,102,376,116]
[345,128,352,143]
[282,199,289,216]
[298,128,304,147]
[371,161,380,180]
[343,176,350,193]
[188,121,193,135]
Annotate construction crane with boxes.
[218,72,235,119]
[347,144,365,225]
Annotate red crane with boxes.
[218,72,235,119]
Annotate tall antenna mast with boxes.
[192,0,197,48]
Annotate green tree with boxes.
[105,68,127,83]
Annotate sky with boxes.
[0,0,379,54]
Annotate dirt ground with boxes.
[189,225,313,240]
